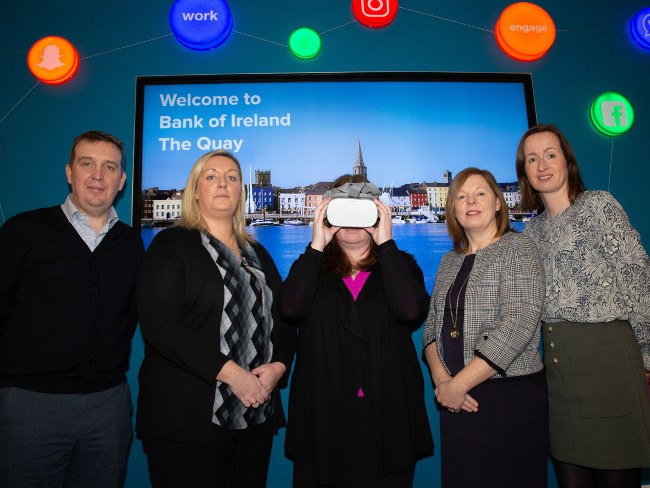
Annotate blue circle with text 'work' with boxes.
[170,0,233,51]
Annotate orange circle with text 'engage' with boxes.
[495,2,555,62]
[27,36,79,85]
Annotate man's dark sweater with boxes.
[0,206,144,393]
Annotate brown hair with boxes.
[445,167,512,253]
[323,174,378,276]
[69,131,125,172]
[515,124,586,212]
[179,150,254,245]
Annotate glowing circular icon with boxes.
[495,2,556,62]
[590,92,635,137]
[27,36,79,85]
[169,0,233,51]
[629,7,650,51]
[352,0,398,28]
[289,28,321,59]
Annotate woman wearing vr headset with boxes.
[423,167,548,488]
[280,175,433,487]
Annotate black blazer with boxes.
[135,226,296,442]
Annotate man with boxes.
[0,131,144,488]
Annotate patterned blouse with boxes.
[523,190,650,369]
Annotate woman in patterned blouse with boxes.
[516,124,650,488]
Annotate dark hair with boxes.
[323,174,378,277]
[515,124,586,212]
[445,167,513,253]
[69,131,126,172]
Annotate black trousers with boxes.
[293,396,414,488]
[141,419,275,488]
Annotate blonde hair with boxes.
[179,150,254,245]
[445,167,512,253]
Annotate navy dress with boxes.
[439,254,549,488]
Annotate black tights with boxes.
[554,460,641,488]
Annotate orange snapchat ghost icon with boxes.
[28,36,79,85]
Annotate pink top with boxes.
[342,271,371,301]
[343,271,371,397]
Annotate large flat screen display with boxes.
[133,72,536,279]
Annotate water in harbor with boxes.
[141,221,527,290]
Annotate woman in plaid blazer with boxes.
[423,167,548,488]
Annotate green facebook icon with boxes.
[601,101,628,127]
[590,91,634,136]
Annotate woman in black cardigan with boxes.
[136,150,296,488]
[280,175,433,488]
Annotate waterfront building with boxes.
[390,187,411,211]
[141,194,154,220]
[409,189,428,209]
[278,188,306,214]
[425,182,450,210]
[142,188,183,221]
[249,184,275,211]
[499,182,521,208]
[153,192,183,221]
[305,187,329,213]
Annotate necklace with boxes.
[446,271,471,340]
[468,235,499,255]
[350,264,359,279]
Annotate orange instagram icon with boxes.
[352,0,398,28]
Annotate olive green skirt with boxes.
[543,320,650,469]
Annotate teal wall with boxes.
[1,1,649,487]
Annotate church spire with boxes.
[353,138,367,179]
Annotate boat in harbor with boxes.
[407,215,430,224]
[249,218,282,227]
[284,218,309,226]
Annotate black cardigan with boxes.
[0,206,144,393]
[135,226,296,442]
[280,240,434,485]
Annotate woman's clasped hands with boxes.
[219,360,286,409]
[434,376,479,414]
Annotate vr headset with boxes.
[323,182,381,228]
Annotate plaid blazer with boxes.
[423,231,545,377]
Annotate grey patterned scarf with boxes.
[202,233,274,429]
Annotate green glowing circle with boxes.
[590,91,635,137]
[289,27,321,59]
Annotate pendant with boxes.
[450,329,460,340]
